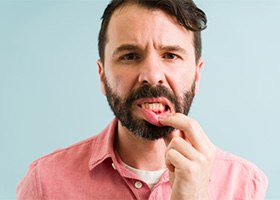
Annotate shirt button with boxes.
[134,181,143,189]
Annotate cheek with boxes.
[167,68,196,94]
[106,72,136,97]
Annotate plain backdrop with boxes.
[1,0,279,199]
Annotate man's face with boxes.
[98,4,203,140]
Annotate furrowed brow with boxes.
[113,44,140,56]
[160,45,187,54]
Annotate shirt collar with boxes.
[88,118,118,171]
[87,118,170,183]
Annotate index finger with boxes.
[159,113,211,152]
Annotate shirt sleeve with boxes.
[16,161,42,200]
[249,168,268,200]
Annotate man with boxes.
[17,0,268,199]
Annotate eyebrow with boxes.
[159,45,187,55]
[112,44,187,56]
[112,44,140,57]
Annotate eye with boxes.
[163,53,179,60]
[119,53,141,62]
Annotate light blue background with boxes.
[1,0,279,199]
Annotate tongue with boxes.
[141,109,164,127]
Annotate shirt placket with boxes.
[111,162,152,200]
[148,171,171,200]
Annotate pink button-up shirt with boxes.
[17,119,268,199]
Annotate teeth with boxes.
[154,103,160,110]
[143,104,147,109]
[141,103,165,112]
[159,103,164,111]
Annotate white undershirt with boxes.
[123,163,166,189]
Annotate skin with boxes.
[97,4,216,200]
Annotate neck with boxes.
[115,121,167,171]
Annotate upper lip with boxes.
[135,97,175,113]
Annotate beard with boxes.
[104,77,195,140]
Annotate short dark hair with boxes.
[98,0,207,64]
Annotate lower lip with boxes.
[137,107,170,127]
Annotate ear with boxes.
[194,58,204,95]
[97,59,106,96]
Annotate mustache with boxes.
[125,84,178,106]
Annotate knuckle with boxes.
[166,148,176,159]
[173,136,182,144]
[189,118,198,127]
[169,136,182,147]
[165,148,172,159]
[183,163,198,176]
[185,118,197,131]
[206,146,216,159]
[197,154,207,164]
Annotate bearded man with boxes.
[17,0,268,199]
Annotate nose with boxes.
[138,54,165,86]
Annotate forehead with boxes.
[105,3,194,51]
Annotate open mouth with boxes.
[135,97,174,126]
[138,102,170,114]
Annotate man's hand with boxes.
[159,113,216,200]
